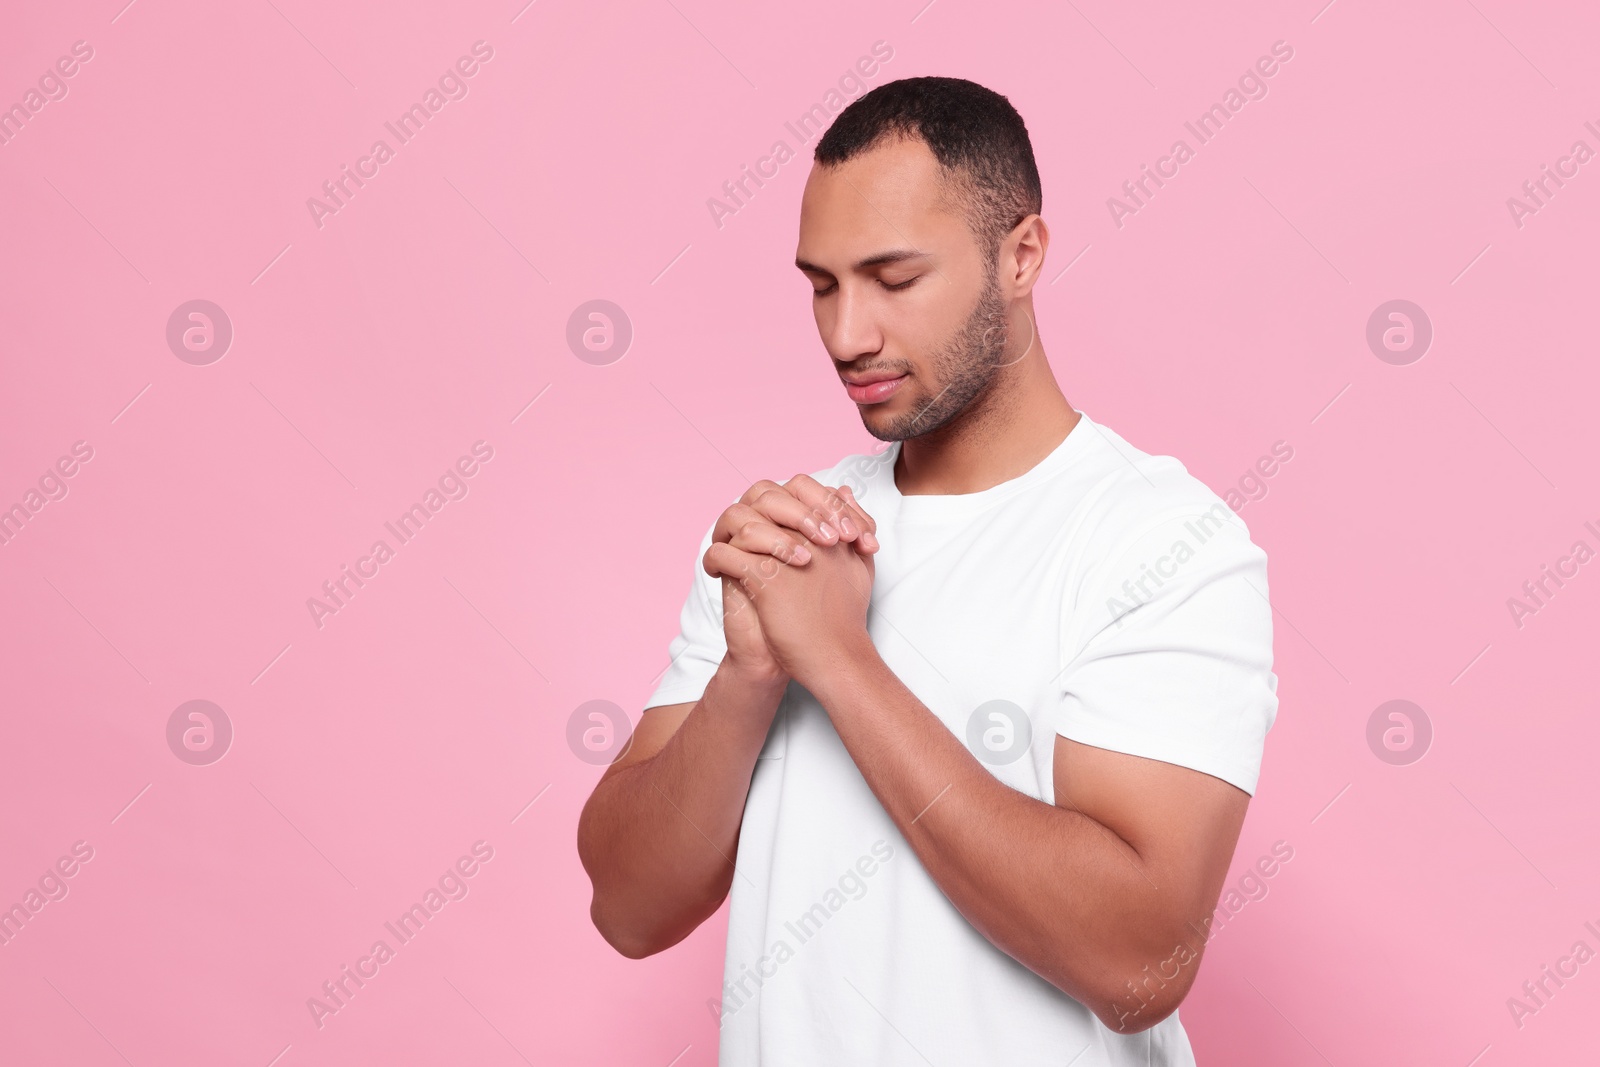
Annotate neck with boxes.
[894,327,1079,497]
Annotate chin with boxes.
[859,409,917,443]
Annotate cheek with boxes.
[892,297,961,365]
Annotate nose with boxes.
[823,283,882,365]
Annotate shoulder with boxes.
[1065,420,1267,610]
[1061,424,1274,659]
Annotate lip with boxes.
[842,373,907,404]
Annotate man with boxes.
[577,76,1278,1065]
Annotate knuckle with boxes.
[748,483,786,510]
[742,480,781,504]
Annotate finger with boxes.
[717,501,823,558]
[717,495,802,543]
[704,542,785,592]
[732,477,878,553]
[783,474,878,551]
[736,479,788,509]
[721,573,757,623]
[835,484,879,551]
[727,515,813,565]
[787,473,876,538]
[743,482,844,547]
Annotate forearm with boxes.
[809,645,1198,1029]
[578,658,787,957]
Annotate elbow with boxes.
[1090,974,1194,1034]
[580,852,674,959]
[588,893,703,959]
[583,843,712,961]
[576,803,658,958]
[1084,936,1203,1034]
[576,792,726,960]
[591,899,666,959]
[1093,988,1187,1034]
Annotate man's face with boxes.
[796,136,1011,442]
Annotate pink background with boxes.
[2,0,1597,1063]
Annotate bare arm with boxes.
[809,640,1247,1033]
[576,658,787,958]
[701,531,1253,1032]
[578,476,878,958]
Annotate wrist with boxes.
[719,655,790,696]
[794,630,882,704]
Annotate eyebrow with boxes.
[794,249,930,275]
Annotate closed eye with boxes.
[810,276,921,296]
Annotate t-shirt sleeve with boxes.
[642,519,727,712]
[1054,503,1279,795]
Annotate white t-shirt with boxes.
[645,411,1279,1066]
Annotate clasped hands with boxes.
[703,475,880,692]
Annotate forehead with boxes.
[796,135,969,261]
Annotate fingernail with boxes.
[863,531,878,550]
[792,544,811,563]
[819,522,837,539]
[838,514,857,537]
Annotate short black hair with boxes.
[813,76,1042,260]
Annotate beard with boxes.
[862,273,1013,442]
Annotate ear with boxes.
[999,214,1050,301]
